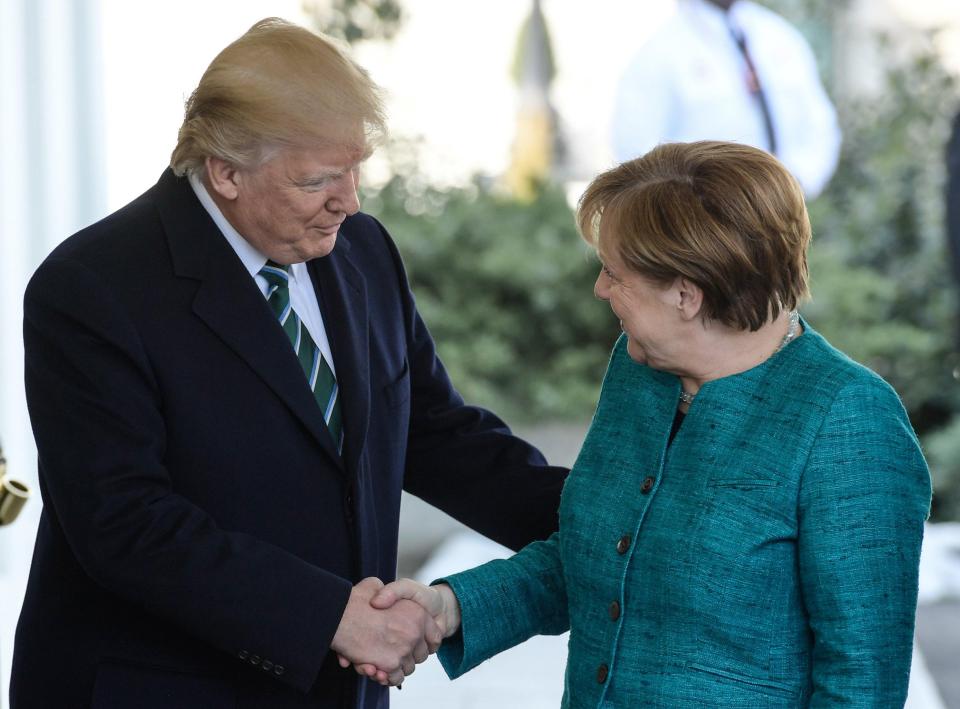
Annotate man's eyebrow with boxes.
[293,164,360,187]
[293,171,341,186]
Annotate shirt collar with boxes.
[188,171,268,280]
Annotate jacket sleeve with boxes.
[797,380,931,707]
[24,256,351,694]
[373,218,569,551]
[434,533,569,678]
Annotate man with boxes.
[611,0,840,198]
[12,18,566,709]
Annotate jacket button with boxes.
[250,654,261,666]
[597,663,609,684]
[238,650,249,660]
[608,600,621,621]
[262,660,274,671]
[616,535,630,554]
[274,665,286,676]
[640,476,655,494]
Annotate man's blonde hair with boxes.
[170,17,386,175]
[578,141,811,332]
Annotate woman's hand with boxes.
[373,579,462,638]
[337,579,462,686]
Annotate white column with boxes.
[0,0,105,703]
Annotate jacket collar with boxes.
[155,168,370,473]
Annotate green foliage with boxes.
[362,173,618,423]
[303,0,403,44]
[762,0,848,72]
[802,35,960,439]
[923,417,960,520]
[766,0,960,517]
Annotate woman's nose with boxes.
[594,272,610,301]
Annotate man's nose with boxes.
[328,172,360,216]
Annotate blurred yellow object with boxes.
[0,450,30,526]
[506,108,554,202]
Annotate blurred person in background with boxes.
[612,0,840,198]
[360,141,930,706]
[11,17,567,709]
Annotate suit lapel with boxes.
[155,169,345,469]
[308,224,370,478]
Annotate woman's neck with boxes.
[677,310,801,397]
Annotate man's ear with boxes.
[204,157,241,201]
[676,278,704,321]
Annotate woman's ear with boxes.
[676,278,704,321]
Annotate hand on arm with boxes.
[337,578,461,686]
[330,577,445,686]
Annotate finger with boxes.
[338,654,350,668]
[387,668,405,686]
[423,616,443,653]
[375,669,390,685]
[357,576,385,593]
[352,663,378,677]
[413,637,429,664]
[369,586,399,609]
[401,656,415,677]
[371,578,434,610]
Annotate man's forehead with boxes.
[280,142,369,172]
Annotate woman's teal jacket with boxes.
[437,324,930,708]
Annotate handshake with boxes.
[331,577,462,686]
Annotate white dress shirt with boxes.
[188,172,337,377]
[611,0,840,197]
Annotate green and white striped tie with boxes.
[259,261,343,452]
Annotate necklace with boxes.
[679,310,800,406]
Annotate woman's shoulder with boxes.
[785,322,909,422]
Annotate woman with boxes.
[363,141,931,706]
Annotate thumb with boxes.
[372,579,442,615]
[356,576,385,595]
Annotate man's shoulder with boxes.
[735,1,810,45]
[48,177,167,266]
[30,174,183,303]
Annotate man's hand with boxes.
[330,577,443,686]
[340,579,463,685]
[372,579,461,639]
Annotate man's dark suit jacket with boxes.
[11,169,567,709]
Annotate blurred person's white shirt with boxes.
[612,0,840,197]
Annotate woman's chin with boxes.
[625,340,647,364]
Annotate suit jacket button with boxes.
[250,655,261,666]
[262,660,274,671]
[274,665,286,676]
[616,535,630,555]
[640,476,655,494]
[238,650,249,660]
[597,664,609,684]
[608,600,621,621]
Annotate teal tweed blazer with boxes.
[437,324,931,708]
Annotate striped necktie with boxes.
[259,261,343,452]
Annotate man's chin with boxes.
[297,233,338,260]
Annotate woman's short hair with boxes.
[170,18,386,176]
[577,141,811,332]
